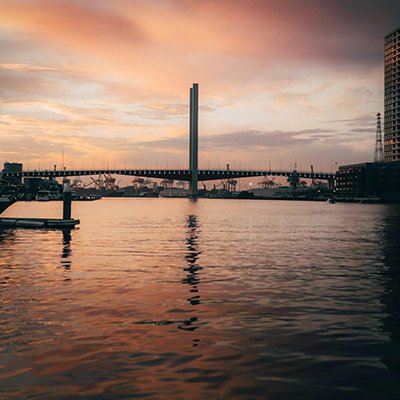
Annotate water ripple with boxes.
[1,200,400,399]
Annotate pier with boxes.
[0,180,79,228]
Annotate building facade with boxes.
[384,26,400,161]
[336,162,400,201]
[2,162,23,184]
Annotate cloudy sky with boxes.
[1,0,399,172]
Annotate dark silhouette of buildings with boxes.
[336,26,400,201]
[336,161,400,201]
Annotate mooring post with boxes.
[63,179,72,220]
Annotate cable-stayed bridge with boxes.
[2,83,336,195]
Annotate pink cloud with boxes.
[0,0,394,166]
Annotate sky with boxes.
[1,0,400,172]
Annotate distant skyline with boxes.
[1,0,400,171]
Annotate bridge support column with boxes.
[189,83,199,198]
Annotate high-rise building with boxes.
[384,26,400,161]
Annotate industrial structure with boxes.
[374,113,384,162]
[384,26,400,162]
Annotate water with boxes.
[1,199,400,399]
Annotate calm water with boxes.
[1,199,400,399]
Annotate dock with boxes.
[0,179,80,229]
[0,217,79,229]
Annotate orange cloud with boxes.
[0,0,395,167]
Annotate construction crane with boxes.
[86,173,121,190]
[70,177,84,188]
[71,176,97,189]
[310,165,322,187]
[221,164,237,192]
[160,179,174,189]
[258,176,277,189]
[132,177,152,189]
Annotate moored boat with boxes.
[36,190,51,201]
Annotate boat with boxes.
[36,190,51,201]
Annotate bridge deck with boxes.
[3,169,336,181]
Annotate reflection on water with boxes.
[0,229,14,245]
[61,229,72,271]
[179,215,201,341]
[0,199,400,399]
[183,215,202,304]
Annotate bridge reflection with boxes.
[178,215,202,347]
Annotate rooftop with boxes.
[385,25,400,38]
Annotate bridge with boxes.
[2,83,336,195]
[3,167,335,183]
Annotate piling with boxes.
[63,180,72,220]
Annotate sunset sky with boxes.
[1,0,400,172]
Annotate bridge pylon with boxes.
[189,83,199,198]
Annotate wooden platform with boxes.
[0,217,80,229]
